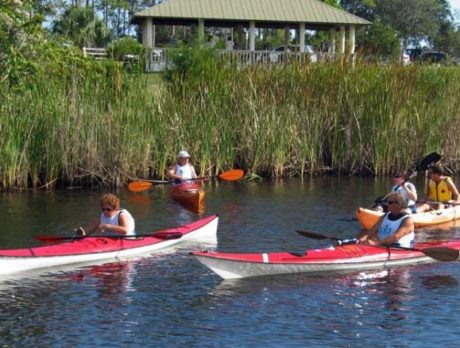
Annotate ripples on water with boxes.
[1,177,460,346]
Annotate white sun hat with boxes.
[178,150,191,158]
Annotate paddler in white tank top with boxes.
[77,193,136,236]
[357,192,415,248]
[168,150,198,183]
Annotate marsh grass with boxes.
[1,53,460,189]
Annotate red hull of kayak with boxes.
[170,182,205,212]
[192,240,460,279]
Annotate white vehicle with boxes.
[267,45,317,63]
[402,52,410,65]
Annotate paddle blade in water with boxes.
[218,169,244,181]
[128,181,153,192]
[421,247,459,262]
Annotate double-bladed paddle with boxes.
[296,229,459,262]
[374,152,441,205]
[35,231,183,243]
[128,169,245,193]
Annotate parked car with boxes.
[418,51,455,65]
[267,45,317,63]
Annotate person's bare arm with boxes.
[357,215,384,243]
[447,179,460,202]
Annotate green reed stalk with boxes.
[1,53,460,189]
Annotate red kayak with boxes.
[0,214,218,275]
[192,240,460,279]
[170,182,205,212]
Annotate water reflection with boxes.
[1,177,460,346]
[69,261,136,301]
[420,274,458,290]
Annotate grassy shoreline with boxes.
[1,60,460,189]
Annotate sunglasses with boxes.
[387,201,399,205]
[101,207,113,212]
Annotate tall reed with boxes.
[1,53,459,189]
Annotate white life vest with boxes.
[378,213,414,248]
[99,209,135,236]
[392,182,417,207]
[175,163,193,180]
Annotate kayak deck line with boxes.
[0,214,218,275]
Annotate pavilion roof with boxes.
[131,0,371,28]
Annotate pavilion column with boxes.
[284,26,290,47]
[249,20,256,51]
[197,18,205,40]
[348,25,356,54]
[339,26,346,54]
[299,23,305,52]
[142,18,153,48]
[329,28,336,53]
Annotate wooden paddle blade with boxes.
[296,230,341,241]
[421,247,459,262]
[415,152,441,171]
[128,181,153,192]
[218,169,244,181]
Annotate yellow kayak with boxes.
[356,206,460,229]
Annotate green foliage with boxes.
[376,0,442,43]
[107,36,144,60]
[162,40,222,92]
[52,6,111,48]
[358,20,400,60]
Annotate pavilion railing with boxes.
[145,48,335,72]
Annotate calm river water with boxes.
[1,176,460,347]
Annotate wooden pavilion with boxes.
[131,0,371,71]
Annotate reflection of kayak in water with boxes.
[356,206,460,230]
[170,182,205,212]
[192,240,460,280]
[0,214,218,276]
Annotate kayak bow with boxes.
[170,182,205,212]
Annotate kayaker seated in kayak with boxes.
[167,150,198,184]
[417,164,460,212]
[77,193,136,237]
[357,192,415,248]
[375,170,419,214]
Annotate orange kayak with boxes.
[170,182,205,212]
[356,206,460,229]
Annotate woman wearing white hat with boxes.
[168,150,198,183]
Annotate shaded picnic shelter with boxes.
[131,0,371,70]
